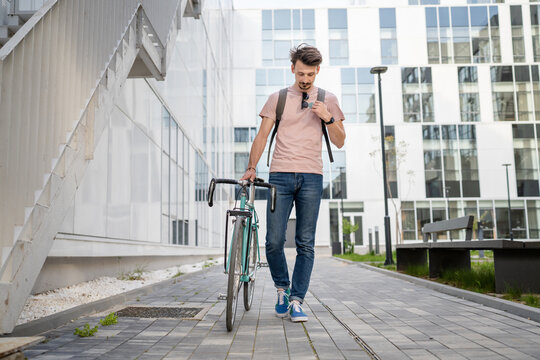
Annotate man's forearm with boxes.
[326,121,345,148]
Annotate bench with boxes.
[396,216,540,293]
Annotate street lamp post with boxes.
[502,164,514,241]
[371,66,394,265]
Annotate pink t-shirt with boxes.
[259,86,345,175]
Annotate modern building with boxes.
[0,0,234,333]
[231,0,540,254]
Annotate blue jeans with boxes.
[265,172,323,304]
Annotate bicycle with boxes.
[207,177,276,331]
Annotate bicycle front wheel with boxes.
[243,227,258,311]
[226,219,243,331]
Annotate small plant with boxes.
[99,313,118,326]
[504,284,522,300]
[118,265,146,281]
[523,294,540,308]
[136,297,140,302]
[342,218,359,254]
[74,323,98,337]
[173,271,184,278]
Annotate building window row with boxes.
[401,198,537,243]
[426,6,501,64]
[459,66,481,122]
[234,127,257,143]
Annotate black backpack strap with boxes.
[267,88,288,166]
[317,88,334,163]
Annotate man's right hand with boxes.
[240,168,257,182]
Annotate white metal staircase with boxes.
[0,0,193,334]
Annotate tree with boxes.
[369,134,415,244]
[342,217,359,254]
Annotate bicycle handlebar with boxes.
[207,178,277,212]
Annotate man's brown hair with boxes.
[289,43,323,66]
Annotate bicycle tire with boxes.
[243,227,258,311]
[226,219,243,331]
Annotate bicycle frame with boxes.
[225,182,260,283]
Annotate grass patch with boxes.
[405,264,429,278]
[172,271,184,278]
[523,294,540,308]
[335,251,396,263]
[438,262,495,293]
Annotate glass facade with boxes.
[340,68,375,123]
[262,9,316,66]
[328,9,349,65]
[425,5,500,64]
[402,67,434,122]
[323,151,347,200]
[532,5,540,62]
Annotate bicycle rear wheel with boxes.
[226,219,244,331]
[243,227,258,311]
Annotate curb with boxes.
[8,266,216,337]
[332,257,540,324]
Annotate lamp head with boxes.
[370,66,388,74]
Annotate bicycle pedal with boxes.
[217,293,227,300]
[259,262,269,267]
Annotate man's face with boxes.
[292,60,319,91]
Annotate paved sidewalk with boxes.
[22,256,540,359]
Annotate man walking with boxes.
[241,44,346,322]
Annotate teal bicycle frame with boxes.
[226,182,261,283]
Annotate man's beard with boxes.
[299,82,311,90]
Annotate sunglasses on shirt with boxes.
[301,92,312,109]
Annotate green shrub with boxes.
[99,313,118,326]
[74,323,98,337]
[336,251,396,263]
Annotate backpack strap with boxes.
[317,88,334,163]
[267,88,288,166]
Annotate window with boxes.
[496,200,526,239]
[512,124,540,197]
[511,5,525,63]
[385,126,398,198]
[234,127,257,143]
[322,151,346,200]
[458,66,480,122]
[402,67,434,122]
[340,68,375,123]
[531,5,540,62]
[262,9,316,66]
[491,65,540,122]
[380,8,398,65]
[423,124,480,198]
[328,9,349,65]
[425,6,500,64]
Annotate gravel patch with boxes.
[16,258,223,325]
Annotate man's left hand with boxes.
[311,101,331,123]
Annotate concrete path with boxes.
[22,256,540,359]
